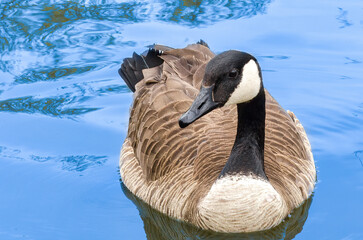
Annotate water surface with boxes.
[1,0,363,239]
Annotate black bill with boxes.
[179,85,222,128]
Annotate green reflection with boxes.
[96,84,130,95]
[162,0,272,26]
[0,95,99,117]
[0,0,272,117]
[0,0,271,54]
[14,65,96,84]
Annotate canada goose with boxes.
[119,41,316,233]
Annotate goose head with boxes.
[179,50,263,128]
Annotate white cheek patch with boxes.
[225,60,261,105]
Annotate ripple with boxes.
[0,1,140,81]
[59,79,131,99]
[0,0,272,90]
[0,145,22,160]
[354,151,363,167]
[352,103,363,117]
[344,57,361,65]
[96,84,130,95]
[260,55,290,60]
[0,95,99,117]
[157,0,272,27]
[0,76,129,118]
[32,155,107,172]
[337,7,353,28]
[340,75,352,80]
[0,0,271,51]
[0,145,107,172]
[13,65,96,84]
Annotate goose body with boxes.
[119,42,316,233]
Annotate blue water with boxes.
[1,0,362,239]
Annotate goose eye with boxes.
[228,69,238,78]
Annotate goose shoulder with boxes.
[263,92,316,209]
[125,44,231,183]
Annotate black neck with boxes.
[219,88,267,179]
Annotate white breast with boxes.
[197,174,288,232]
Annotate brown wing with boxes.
[125,44,226,182]
[264,92,316,210]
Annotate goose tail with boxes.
[118,48,164,92]
[118,40,209,92]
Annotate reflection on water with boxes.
[0,77,130,118]
[0,95,99,117]
[260,55,290,60]
[337,8,353,28]
[0,0,270,119]
[157,0,272,26]
[354,151,363,167]
[0,0,271,74]
[0,145,107,172]
[0,76,129,119]
[121,183,313,240]
[344,57,361,65]
[14,65,96,84]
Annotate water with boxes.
[0,0,362,239]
